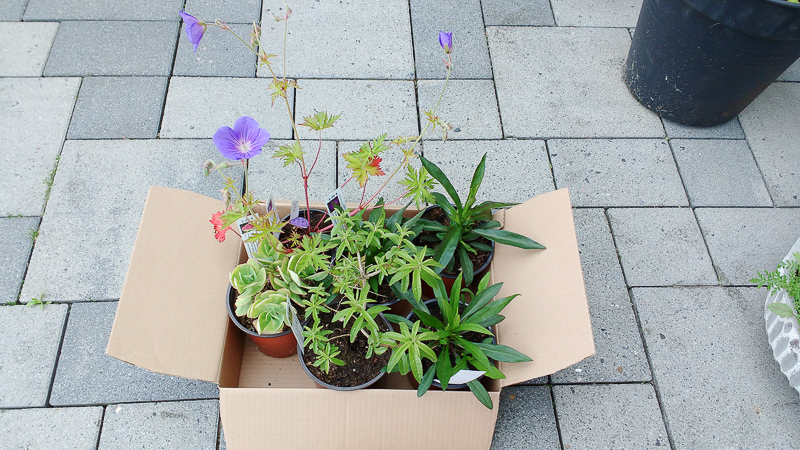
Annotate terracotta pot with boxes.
[406,299,495,390]
[297,312,392,391]
[417,206,496,298]
[226,284,298,358]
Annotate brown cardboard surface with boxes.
[219,387,499,450]
[108,186,593,450]
[492,189,595,385]
[106,186,240,383]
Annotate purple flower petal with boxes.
[438,31,453,54]
[289,217,309,229]
[212,116,271,160]
[180,11,205,52]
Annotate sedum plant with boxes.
[384,272,532,409]
[417,154,545,285]
[752,252,800,324]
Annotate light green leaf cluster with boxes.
[752,252,800,324]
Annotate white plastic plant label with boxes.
[325,188,346,226]
[235,215,259,259]
[285,300,304,355]
[290,199,300,220]
[436,369,485,386]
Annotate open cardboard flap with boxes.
[493,188,595,385]
[106,186,239,383]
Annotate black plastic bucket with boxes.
[625,0,800,126]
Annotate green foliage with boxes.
[299,111,340,131]
[419,154,545,285]
[28,293,51,309]
[273,141,305,168]
[384,272,531,409]
[398,165,436,209]
[752,252,800,324]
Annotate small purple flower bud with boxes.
[180,11,206,52]
[439,31,453,54]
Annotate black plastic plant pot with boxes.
[226,284,298,358]
[624,0,800,126]
[406,299,496,391]
[297,312,392,391]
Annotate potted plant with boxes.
[625,0,800,126]
[417,154,545,289]
[295,205,442,389]
[751,236,800,395]
[227,236,331,357]
[383,272,532,409]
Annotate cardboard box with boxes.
[107,186,594,450]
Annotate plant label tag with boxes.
[325,188,346,226]
[290,199,300,220]
[236,215,259,259]
[285,300,304,355]
[436,369,485,386]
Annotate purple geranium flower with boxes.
[439,31,453,54]
[213,116,271,160]
[180,11,206,52]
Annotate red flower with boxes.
[210,210,232,242]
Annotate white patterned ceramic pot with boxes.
[764,236,800,395]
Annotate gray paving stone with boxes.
[248,140,337,201]
[0,77,80,216]
[67,77,167,139]
[670,139,772,207]
[44,21,178,76]
[337,140,421,207]
[662,117,745,139]
[694,208,800,286]
[160,77,294,139]
[554,384,669,449]
[0,22,59,76]
[481,0,555,26]
[490,386,560,450]
[0,407,103,450]
[418,80,502,140]
[219,426,227,450]
[20,139,239,303]
[549,139,687,207]
[551,0,642,27]
[0,0,26,20]
[422,140,554,204]
[256,0,414,79]
[488,27,664,138]
[777,58,800,81]
[0,304,68,407]
[50,302,218,405]
[99,400,219,450]
[294,80,417,141]
[739,82,800,206]
[552,210,650,383]
[23,0,184,20]
[607,208,718,286]
[184,0,262,24]
[0,218,39,305]
[633,287,800,448]
[411,0,492,79]
[174,23,257,78]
